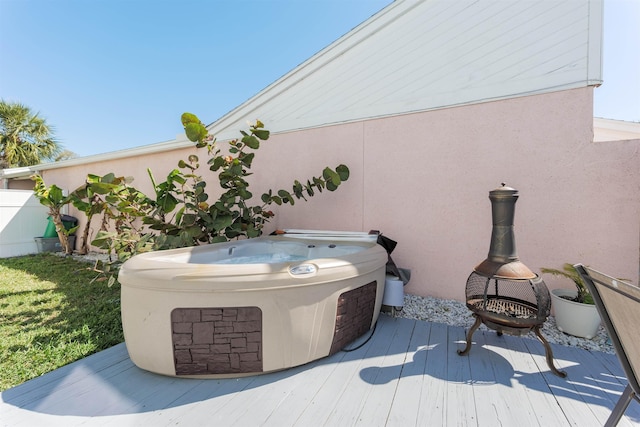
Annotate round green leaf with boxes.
[253,129,270,140]
[181,112,200,126]
[242,135,260,149]
[336,164,350,181]
[185,122,207,142]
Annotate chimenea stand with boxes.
[457,184,566,378]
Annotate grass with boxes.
[0,253,123,391]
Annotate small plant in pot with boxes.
[541,263,601,339]
[541,263,594,304]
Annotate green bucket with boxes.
[43,217,58,238]
[43,215,78,237]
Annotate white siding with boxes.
[208,0,603,141]
[0,190,48,257]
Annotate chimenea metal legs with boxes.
[457,314,567,378]
[457,315,482,356]
[532,325,567,378]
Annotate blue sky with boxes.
[1,0,638,159]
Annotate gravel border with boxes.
[390,293,614,354]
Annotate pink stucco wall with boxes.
[41,87,640,301]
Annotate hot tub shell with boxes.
[118,232,388,378]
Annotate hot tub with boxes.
[118,230,388,378]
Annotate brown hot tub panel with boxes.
[330,281,377,355]
[172,307,263,375]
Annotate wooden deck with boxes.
[2,315,639,426]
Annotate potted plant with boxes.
[541,263,601,339]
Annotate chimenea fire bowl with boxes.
[459,269,566,378]
[464,270,551,334]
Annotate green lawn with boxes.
[0,253,123,391]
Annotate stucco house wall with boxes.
[34,86,640,301]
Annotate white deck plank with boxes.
[224,348,354,426]
[478,330,545,427]
[1,315,636,427]
[417,321,448,425]
[83,368,252,426]
[461,329,503,427]
[153,375,260,426]
[353,317,417,425]
[1,358,137,425]
[521,336,637,427]
[159,364,308,426]
[499,333,573,425]
[210,371,306,425]
[2,343,130,407]
[545,341,638,427]
[445,323,478,426]
[311,316,408,426]
[522,338,595,426]
[289,314,400,426]
[258,356,348,426]
[385,319,433,426]
[590,350,640,423]
[85,378,223,427]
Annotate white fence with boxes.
[0,190,49,258]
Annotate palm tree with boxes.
[0,100,62,168]
[55,149,77,162]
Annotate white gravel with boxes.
[391,293,615,354]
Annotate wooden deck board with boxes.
[385,319,431,426]
[590,349,640,422]
[417,320,449,425]
[466,329,512,426]
[2,315,638,427]
[544,340,638,427]
[297,313,402,426]
[523,337,600,427]
[445,324,478,426]
[500,332,572,425]
[344,317,415,426]
[259,356,347,426]
[474,329,541,427]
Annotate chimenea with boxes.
[457,184,566,378]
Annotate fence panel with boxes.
[0,190,48,258]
